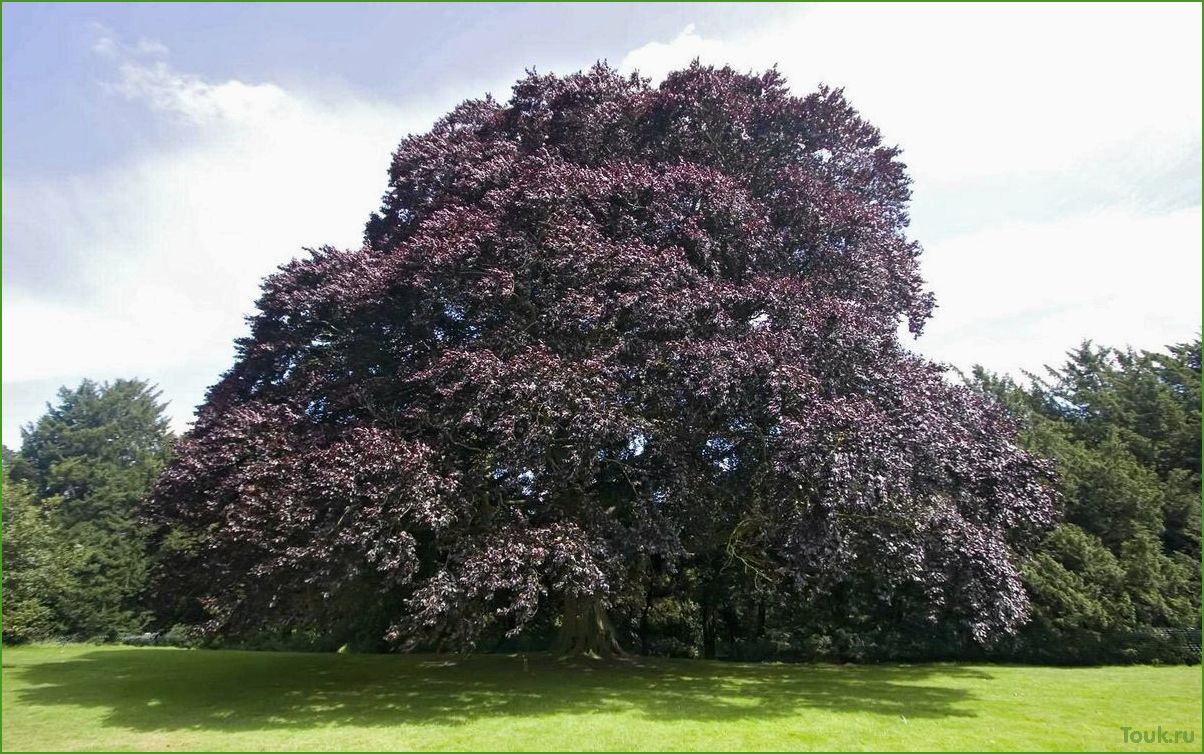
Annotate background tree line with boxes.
[2,380,172,642]
[3,339,1199,664]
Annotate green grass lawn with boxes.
[1,644,1199,751]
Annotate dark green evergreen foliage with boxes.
[968,339,1202,664]
[1,472,82,643]
[5,379,173,639]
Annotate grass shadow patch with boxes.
[9,648,986,733]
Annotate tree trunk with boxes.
[639,581,652,656]
[556,592,623,657]
[723,606,741,661]
[701,598,717,660]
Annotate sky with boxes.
[2,2,1201,447]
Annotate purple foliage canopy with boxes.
[148,64,1056,648]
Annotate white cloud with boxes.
[622,4,1202,377]
[91,31,170,59]
[107,60,293,125]
[622,4,1202,186]
[619,24,729,79]
[2,39,448,443]
[917,205,1202,376]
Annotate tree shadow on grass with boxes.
[9,648,990,733]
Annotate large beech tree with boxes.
[148,64,1056,655]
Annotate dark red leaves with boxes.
[146,62,1055,648]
